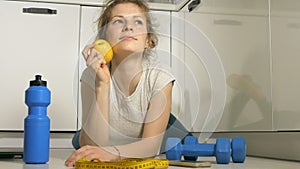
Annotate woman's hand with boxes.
[65,145,118,167]
[82,44,111,85]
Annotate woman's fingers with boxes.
[86,52,106,71]
[82,44,94,61]
[82,44,105,67]
[64,146,117,167]
[82,44,110,84]
[65,146,93,167]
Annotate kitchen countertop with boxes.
[0,149,299,169]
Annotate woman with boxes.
[65,0,189,167]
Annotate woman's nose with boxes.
[123,22,133,31]
[124,27,133,31]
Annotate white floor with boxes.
[0,149,299,169]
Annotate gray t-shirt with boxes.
[81,58,175,145]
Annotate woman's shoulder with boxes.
[143,57,175,92]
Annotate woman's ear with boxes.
[145,38,151,49]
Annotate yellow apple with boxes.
[93,39,113,63]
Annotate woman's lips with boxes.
[119,36,137,41]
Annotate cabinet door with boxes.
[0,1,80,131]
[78,6,171,129]
[172,0,272,133]
[271,0,300,130]
[78,6,103,129]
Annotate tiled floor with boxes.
[0,149,299,169]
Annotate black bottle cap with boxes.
[30,75,47,87]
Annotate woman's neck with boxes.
[111,51,144,72]
[111,52,144,96]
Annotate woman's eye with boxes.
[135,20,143,25]
[112,19,124,25]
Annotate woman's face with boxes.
[106,3,149,56]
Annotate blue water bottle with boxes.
[23,75,51,164]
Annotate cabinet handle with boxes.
[287,23,300,29]
[23,7,57,15]
[188,0,201,12]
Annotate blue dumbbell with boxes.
[231,137,246,163]
[166,136,246,164]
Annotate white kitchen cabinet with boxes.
[77,6,171,129]
[77,6,103,129]
[271,0,300,130]
[171,0,272,133]
[0,1,80,131]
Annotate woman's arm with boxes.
[79,42,111,146]
[80,66,111,146]
[65,82,173,167]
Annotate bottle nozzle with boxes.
[35,75,42,81]
[30,75,47,87]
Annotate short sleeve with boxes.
[146,62,175,96]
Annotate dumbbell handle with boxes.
[181,144,215,157]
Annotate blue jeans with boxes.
[72,113,192,154]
